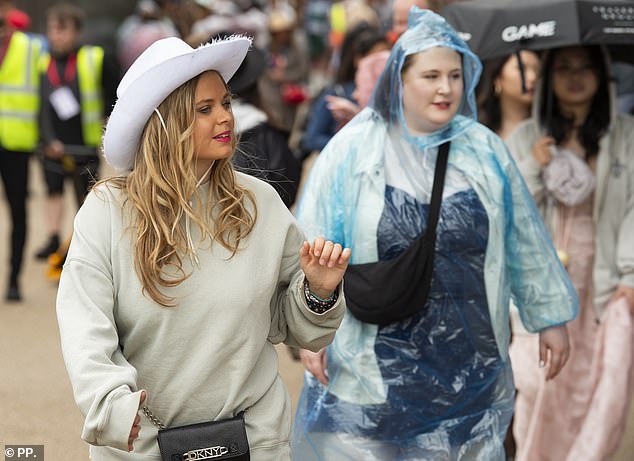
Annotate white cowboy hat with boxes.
[103,35,251,170]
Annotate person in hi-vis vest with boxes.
[0,6,44,301]
[36,3,118,262]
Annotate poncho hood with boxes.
[366,7,482,151]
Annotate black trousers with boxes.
[42,156,99,207]
[0,149,29,285]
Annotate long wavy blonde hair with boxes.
[100,71,256,306]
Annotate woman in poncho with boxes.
[291,8,577,460]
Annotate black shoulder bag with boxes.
[343,141,450,326]
[143,406,250,461]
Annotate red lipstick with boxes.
[213,131,231,143]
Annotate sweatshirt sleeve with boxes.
[267,215,345,351]
[56,188,143,451]
[494,136,579,332]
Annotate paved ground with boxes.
[1,158,633,460]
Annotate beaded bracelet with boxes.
[303,277,338,314]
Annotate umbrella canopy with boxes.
[443,0,634,62]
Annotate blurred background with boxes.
[15,0,136,49]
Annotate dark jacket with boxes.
[233,101,301,207]
[300,81,355,155]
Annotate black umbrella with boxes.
[443,0,634,63]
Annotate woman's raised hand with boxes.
[300,237,351,299]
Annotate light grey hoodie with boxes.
[56,172,345,460]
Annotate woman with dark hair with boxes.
[334,22,390,86]
[300,24,389,156]
[535,46,611,161]
[477,51,540,139]
[506,45,634,461]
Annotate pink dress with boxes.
[510,192,634,461]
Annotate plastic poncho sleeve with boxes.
[56,190,144,451]
[295,138,349,247]
[494,135,578,331]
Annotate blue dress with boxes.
[374,186,513,445]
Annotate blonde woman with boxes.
[56,36,350,461]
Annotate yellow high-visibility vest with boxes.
[0,31,42,152]
[40,45,105,147]
[77,46,105,146]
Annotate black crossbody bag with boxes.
[143,406,250,461]
[343,141,450,326]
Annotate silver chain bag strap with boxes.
[143,406,250,461]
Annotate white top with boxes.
[384,130,471,202]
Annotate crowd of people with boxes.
[1,1,633,460]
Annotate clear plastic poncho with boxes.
[292,8,577,461]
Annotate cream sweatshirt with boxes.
[56,172,345,460]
